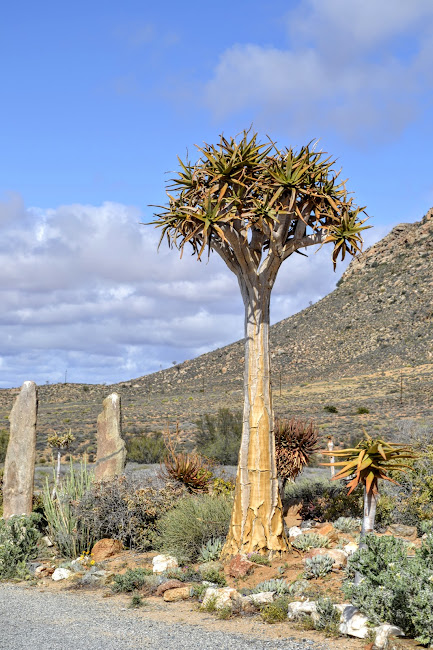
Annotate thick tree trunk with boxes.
[222,284,288,557]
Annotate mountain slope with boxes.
[1,208,432,458]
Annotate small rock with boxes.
[343,542,359,556]
[35,565,55,578]
[52,568,73,581]
[155,579,184,597]
[163,586,192,602]
[287,600,318,622]
[152,554,178,574]
[202,587,243,612]
[300,520,314,530]
[288,526,303,539]
[91,538,123,562]
[374,624,404,649]
[228,554,255,578]
[240,592,275,613]
[386,524,417,540]
[197,561,223,574]
[40,536,54,547]
[336,604,369,638]
[315,522,334,536]
[304,548,347,569]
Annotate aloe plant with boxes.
[274,417,318,497]
[322,430,416,581]
[151,130,369,556]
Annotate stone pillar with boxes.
[3,381,38,519]
[94,393,126,481]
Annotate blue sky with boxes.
[1,0,432,388]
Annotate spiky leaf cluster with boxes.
[151,131,369,278]
[322,431,417,495]
[275,418,318,481]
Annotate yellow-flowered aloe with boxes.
[150,130,369,558]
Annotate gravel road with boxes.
[1,584,332,650]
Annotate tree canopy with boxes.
[151,131,369,282]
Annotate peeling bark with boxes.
[222,282,289,557]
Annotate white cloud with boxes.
[204,0,433,141]
[0,194,386,388]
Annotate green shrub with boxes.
[356,407,370,414]
[260,597,289,623]
[314,597,341,635]
[126,432,165,464]
[156,493,232,563]
[291,533,330,551]
[198,537,224,562]
[285,477,363,522]
[195,408,242,465]
[42,461,95,558]
[344,533,433,645]
[249,553,271,566]
[75,476,185,551]
[111,567,153,593]
[333,516,360,532]
[304,554,334,579]
[129,594,145,608]
[0,513,41,580]
[200,567,227,586]
[162,567,202,582]
[323,405,338,414]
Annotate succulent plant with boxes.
[291,533,331,551]
[333,516,361,532]
[249,578,291,595]
[304,554,334,579]
[275,418,318,484]
[198,537,224,562]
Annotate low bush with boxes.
[156,493,232,563]
[0,513,41,580]
[323,405,338,414]
[249,553,271,566]
[111,567,153,593]
[285,477,363,522]
[356,407,370,414]
[304,554,334,579]
[260,596,289,623]
[75,475,185,551]
[200,567,227,586]
[314,597,340,635]
[344,533,433,646]
[195,408,242,465]
[291,533,330,551]
[126,432,165,464]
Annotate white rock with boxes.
[247,592,275,606]
[52,568,72,581]
[374,624,404,649]
[152,554,178,574]
[41,535,54,547]
[336,604,369,638]
[344,542,359,556]
[288,526,303,538]
[202,587,243,612]
[287,600,318,621]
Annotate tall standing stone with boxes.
[3,381,38,519]
[94,393,126,480]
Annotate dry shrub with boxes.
[75,475,185,551]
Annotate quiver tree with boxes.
[151,131,369,556]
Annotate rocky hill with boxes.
[1,208,432,460]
